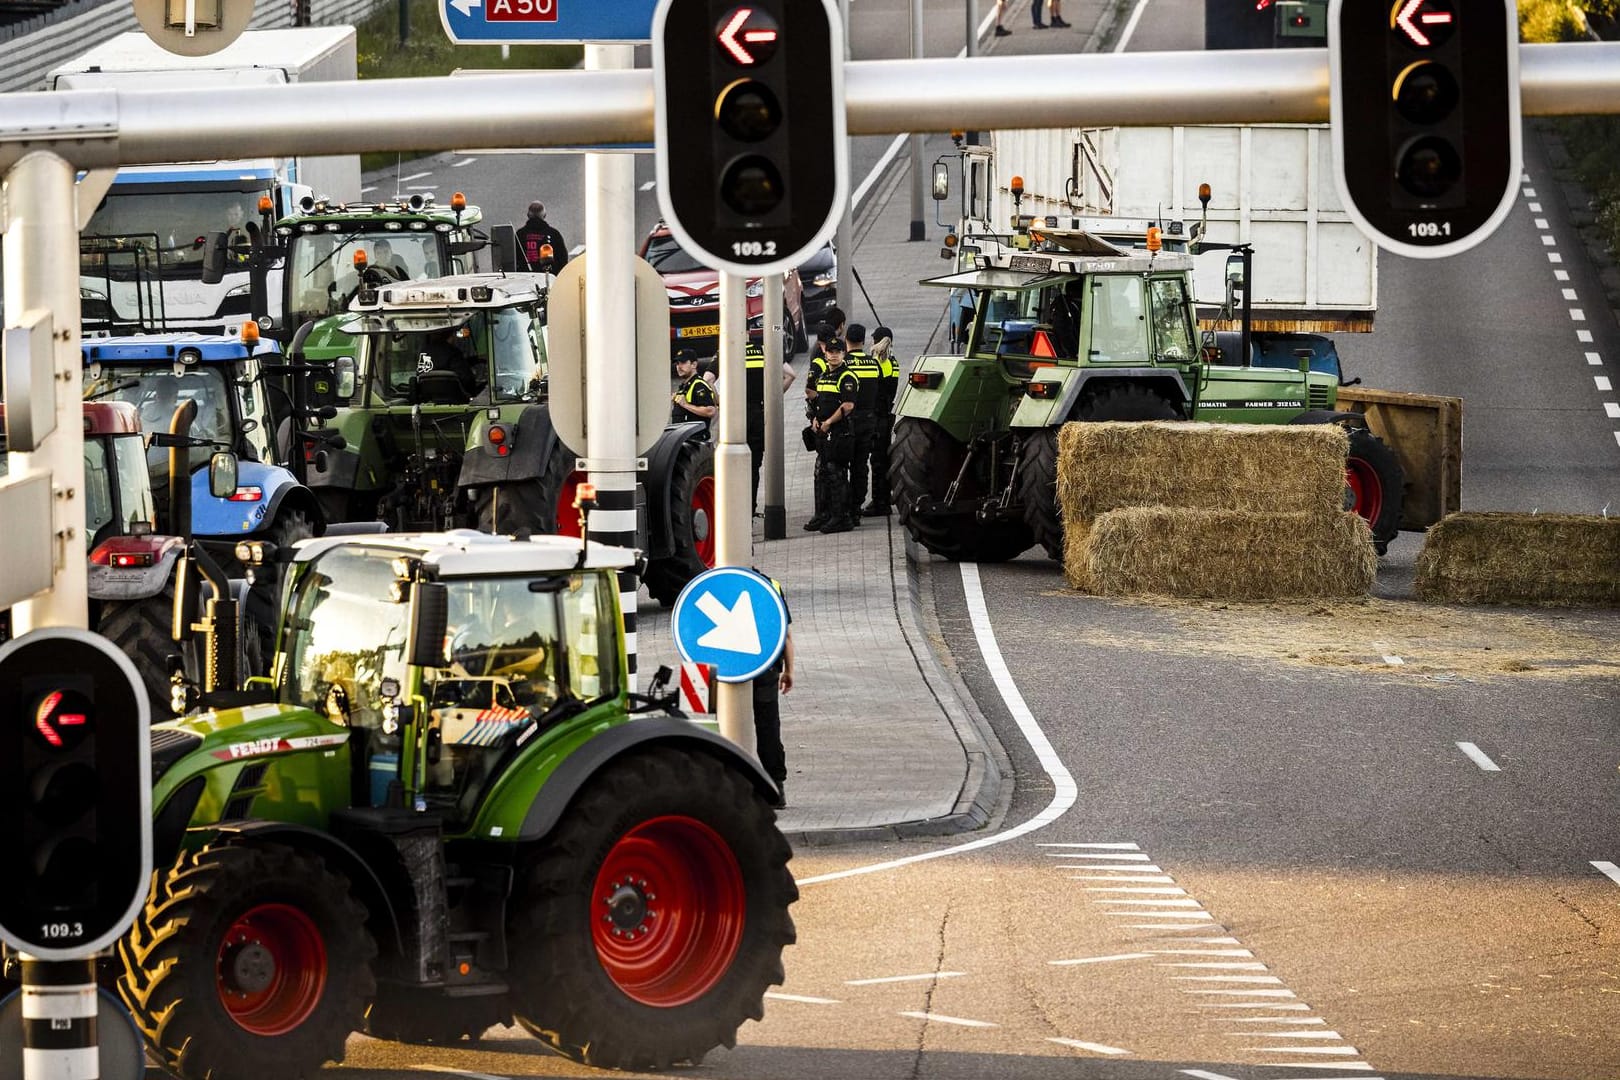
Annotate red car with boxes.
[639,223,808,358]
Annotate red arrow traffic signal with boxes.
[716,6,779,66]
[1393,0,1454,48]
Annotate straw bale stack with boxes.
[1055,421,1364,597]
[1415,511,1620,605]
[1080,507,1377,599]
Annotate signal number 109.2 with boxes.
[1408,221,1453,239]
[731,241,778,259]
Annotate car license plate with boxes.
[677,324,720,337]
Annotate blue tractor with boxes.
[82,328,327,652]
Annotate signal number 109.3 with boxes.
[40,921,85,940]
[1408,221,1453,239]
[731,241,778,259]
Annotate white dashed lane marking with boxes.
[764,991,841,1004]
[1592,861,1620,887]
[846,971,966,986]
[898,1011,997,1028]
[1049,952,1155,966]
[1048,1036,1132,1055]
[1457,741,1501,771]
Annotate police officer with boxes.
[863,325,898,516]
[802,307,847,407]
[842,324,881,523]
[753,572,795,808]
[803,336,858,533]
[670,348,717,427]
[744,335,797,515]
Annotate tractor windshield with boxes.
[83,433,157,546]
[347,308,543,406]
[285,229,447,327]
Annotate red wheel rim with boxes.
[1345,459,1383,526]
[691,476,716,568]
[215,903,328,1037]
[590,815,745,1007]
[555,470,584,539]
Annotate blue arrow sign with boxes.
[440,0,656,43]
[670,567,788,684]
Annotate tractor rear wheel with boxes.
[117,843,376,1080]
[644,439,716,606]
[250,508,314,664]
[890,418,1031,562]
[98,584,184,719]
[473,441,577,538]
[507,748,796,1070]
[1345,427,1404,555]
[1017,429,1066,561]
[1075,383,1182,422]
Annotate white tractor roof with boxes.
[356,273,552,312]
[292,529,636,576]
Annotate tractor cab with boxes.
[276,531,626,825]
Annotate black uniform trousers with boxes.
[747,413,765,513]
[814,427,854,524]
[866,413,893,511]
[753,664,786,785]
[847,414,877,519]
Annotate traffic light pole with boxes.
[3,152,88,634]
[581,44,642,691]
[18,957,99,1080]
[715,273,755,755]
[762,274,786,541]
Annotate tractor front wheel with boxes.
[507,748,796,1070]
[98,582,186,719]
[1345,427,1404,555]
[117,843,376,1080]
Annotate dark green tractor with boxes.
[890,232,1404,561]
[107,529,793,1079]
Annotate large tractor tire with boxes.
[117,843,377,1080]
[890,418,1031,562]
[363,984,505,1046]
[644,439,716,606]
[1345,426,1404,555]
[507,747,796,1070]
[1016,429,1065,561]
[474,441,579,538]
[246,508,314,665]
[98,585,183,719]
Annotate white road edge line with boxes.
[1180,1070,1243,1080]
[1591,860,1620,886]
[797,563,1078,886]
[1115,0,1153,52]
[1456,742,1501,772]
[416,1066,509,1080]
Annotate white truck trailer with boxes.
[49,27,362,335]
[956,124,1376,333]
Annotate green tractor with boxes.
[293,272,716,604]
[107,527,795,1078]
[890,230,1404,561]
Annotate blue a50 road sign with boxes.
[440,0,656,44]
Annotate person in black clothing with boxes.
[416,325,483,401]
[752,572,795,808]
[863,325,898,516]
[669,348,717,426]
[516,201,569,272]
[842,324,882,524]
[803,337,859,533]
[803,306,847,404]
[744,335,797,514]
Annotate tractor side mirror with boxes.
[207,452,238,499]
[931,162,950,201]
[1224,253,1246,311]
[332,356,357,401]
[200,232,228,285]
[305,365,340,411]
[406,581,449,667]
[490,224,519,273]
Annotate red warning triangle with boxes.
[1031,330,1057,358]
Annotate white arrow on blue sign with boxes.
[670,567,788,684]
[440,0,656,44]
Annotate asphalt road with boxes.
[315,2,1620,1078]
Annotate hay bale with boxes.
[1056,421,1352,591]
[1079,507,1377,600]
[1415,512,1620,606]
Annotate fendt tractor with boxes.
[8,526,795,1078]
[293,272,717,604]
[891,229,1407,561]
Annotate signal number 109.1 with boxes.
[1408,221,1453,239]
[731,241,778,258]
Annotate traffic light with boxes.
[0,628,151,959]
[652,0,847,278]
[1328,0,1521,259]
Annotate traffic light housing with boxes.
[653,0,847,278]
[1329,0,1520,259]
[0,628,151,959]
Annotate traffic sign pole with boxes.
[715,272,755,754]
[762,274,786,541]
[19,958,99,1080]
[3,152,87,633]
[582,43,643,692]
